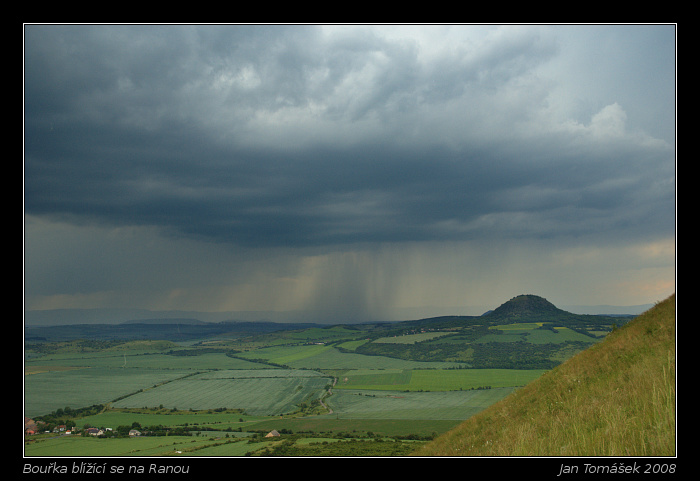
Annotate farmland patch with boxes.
[24,367,193,418]
[326,388,514,420]
[23,434,219,457]
[240,345,463,370]
[373,332,454,344]
[335,368,545,392]
[111,371,333,416]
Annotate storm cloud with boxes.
[24,25,676,319]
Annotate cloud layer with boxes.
[24,25,676,319]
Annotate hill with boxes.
[485,294,567,319]
[411,293,675,456]
[481,294,629,329]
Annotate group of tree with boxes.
[34,404,105,428]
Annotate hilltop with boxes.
[411,293,676,456]
[485,294,567,319]
[481,294,625,329]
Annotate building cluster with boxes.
[24,417,141,437]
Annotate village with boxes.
[25,415,282,440]
[25,417,143,438]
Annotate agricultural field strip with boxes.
[336,368,547,391]
[237,343,333,366]
[24,434,226,457]
[24,351,270,371]
[474,324,596,345]
[190,369,324,379]
[373,332,455,344]
[237,344,463,370]
[111,374,333,416]
[23,367,196,418]
[25,365,86,375]
[491,322,544,330]
[73,409,262,430]
[324,388,514,420]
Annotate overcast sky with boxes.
[24,24,676,321]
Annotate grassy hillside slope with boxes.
[411,294,676,457]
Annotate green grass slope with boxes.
[411,294,676,457]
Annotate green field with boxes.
[112,370,332,416]
[335,368,545,391]
[69,409,262,431]
[236,344,463,370]
[373,332,454,344]
[25,351,266,370]
[24,368,193,418]
[23,433,264,457]
[325,388,513,420]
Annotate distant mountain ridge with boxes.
[23,308,238,326]
[24,294,641,342]
[24,297,649,327]
[120,318,207,325]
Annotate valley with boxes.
[24,294,637,457]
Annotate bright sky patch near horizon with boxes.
[24,24,676,322]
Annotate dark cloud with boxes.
[24,24,675,314]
